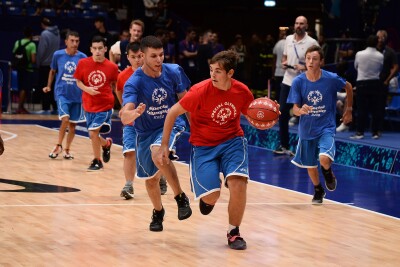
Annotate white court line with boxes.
[0,202,354,208]
[5,124,400,221]
[0,129,18,141]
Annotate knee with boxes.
[319,155,332,167]
[227,176,247,191]
[202,191,220,205]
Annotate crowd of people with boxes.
[4,3,400,251]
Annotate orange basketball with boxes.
[246,97,279,130]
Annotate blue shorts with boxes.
[57,97,85,123]
[190,136,250,200]
[136,125,185,179]
[122,125,137,154]
[291,133,336,168]
[85,109,112,134]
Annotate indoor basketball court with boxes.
[0,114,399,266]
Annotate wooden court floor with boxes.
[0,123,399,266]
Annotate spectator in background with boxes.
[337,29,354,63]
[196,29,213,82]
[351,35,383,140]
[376,30,399,136]
[12,27,37,114]
[272,28,287,102]
[109,19,144,70]
[273,15,318,156]
[89,16,115,59]
[179,26,198,84]
[37,17,60,114]
[210,32,224,55]
[230,34,247,82]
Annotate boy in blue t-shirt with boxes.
[44,31,87,160]
[287,45,353,204]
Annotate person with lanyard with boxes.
[273,15,318,156]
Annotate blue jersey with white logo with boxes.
[122,63,191,135]
[51,49,87,102]
[287,70,346,140]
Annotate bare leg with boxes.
[65,122,76,150]
[89,129,102,159]
[227,176,247,226]
[145,174,162,210]
[124,151,136,183]
[307,167,320,186]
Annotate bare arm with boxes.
[292,103,313,117]
[43,69,56,93]
[384,63,399,86]
[116,90,123,105]
[76,79,100,96]
[156,102,187,166]
[341,81,353,124]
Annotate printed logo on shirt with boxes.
[211,102,238,125]
[307,90,326,117]
[88,70,106,88]
[62,61,78,85]
[152,87,167,104]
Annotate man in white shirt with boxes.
[109,19,144,70]
[351,35,384,139]
[273,16,318,156]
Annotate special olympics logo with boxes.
[211,102,237,125]
[256,111,265,119]
[152,88,167,104]
[64,61,76,73]
[307,90,323,105]
[88,70,106,88]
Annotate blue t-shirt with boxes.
[287,70,346,140]
[122,63,191,135]
[51,49,87,102]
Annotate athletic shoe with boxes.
[372,132,381,139]
[321,167,337,191]
[149,208,165,232]
[336,123,349,132]
[63,149,74,160]
[120,184,134,200]
[273,145,294,156]
[49,144,63,159]
[227,227,247,250]
[159,176,167,195]
[199,198,214,215]
[102,138,113,163]
[312,187,326,204]
[87,159,103,171]
[288,116,299,127]
[174,192,192,220]
[350,133,364,139]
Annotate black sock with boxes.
[314,183,323,190]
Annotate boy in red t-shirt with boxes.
[156,50,254,250]
[74,36,119,171]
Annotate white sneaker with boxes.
[289,116,299,127]
[336,123,349,132]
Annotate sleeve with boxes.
[241,88,255,115]
[73,60,84,81]
[173,65,191,93]
[335,73,346,91]
[122,79,138,106]
[179,86,198,112]
[50,52,58,70]
[110,41,121,55]
[116,72,124,91]
[283,37,289,56]
[287,78,302,105]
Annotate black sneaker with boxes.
[321,167,337,191]
[102,137,113,163]
[312,187,326,204]
[174,192,192,220]
[120,184,134,199]
[149,207,165,232]
[199,198,214,215]
[87,159,103,171]
[227,227,247,250]
[273,145,294,156]
[159,176,167,195]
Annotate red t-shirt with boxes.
[74,57,119,112]
[116,67,134,92]
[179,78,254,146]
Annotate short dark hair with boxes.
[92,35,106,47]
[41,17,52,26]
[140,35,163,52]
[366,35,378,47]
[126,41,141,54]
[65,30,79,40]
[210,50,238,72]
[94,16,105,23]
[305,45,324,60]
